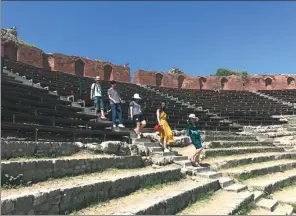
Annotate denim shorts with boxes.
[93,96,104,110]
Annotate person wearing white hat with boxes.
[130,93,146,138]
[186,113,203,167]
[90,76,106,120]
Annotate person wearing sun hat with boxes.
[90,76,106,120]
[186,113,203,167]
[130,93,146,139]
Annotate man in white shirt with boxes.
[90,76,106,120]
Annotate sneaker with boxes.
[118,124,125,128]
[113,124,117,128]
[137,134,141,139]
[164,148,170,153]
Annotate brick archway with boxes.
[264,77,272,87]
[199,77,207,90]
[155,73,163,87]
[74,59,85,76]
[103,64,113,81]
[4,43,18,61]
[177,75,185,89]
[287,77,295,86]
[221,77,228,90]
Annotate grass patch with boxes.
[236,202,256,215]
[71,180,184,215]
[234,173,258,181]
[19,39,37,48]
[291,203,296,213]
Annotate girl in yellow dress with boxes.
[156,102,174,152]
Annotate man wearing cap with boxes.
[107,80,125,128]
[186,114,203,167]
[130,93,146,138]
[90,76,106,120]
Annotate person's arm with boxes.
[90,84,94,100]
[156,109,161,126]
[130,102,133,119]
[186,123,193,144]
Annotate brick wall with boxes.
[134,69,296,91]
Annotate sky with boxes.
[2,1,296,78]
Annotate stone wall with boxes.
[1,30,131,83]
[1,167,183,215]
[1,141,80,160]
[134,70,296,91]
[1,156,143,186]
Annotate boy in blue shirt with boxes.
[186,114,203,167]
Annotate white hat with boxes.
[189,114,197,118]
[133,93,141,99]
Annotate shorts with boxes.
[133,114,146,123]
[93,96,104,110]
[193,142,203,149]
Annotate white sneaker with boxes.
[118,124,125,128]
[164,148,170,153]
[137,134,141,139]
[113,125,117,128]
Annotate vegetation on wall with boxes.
[213,68,248,79]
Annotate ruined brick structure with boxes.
[134,70,296,91]
[1,30,131,83]
[1,28,295,90]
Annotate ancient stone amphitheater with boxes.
[1,29,296,215]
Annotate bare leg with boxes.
[192,148,203,165]
[100,110,106,119]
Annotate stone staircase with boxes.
[140,85,242,129]
[251,90,295,108]
[3,68,86,109]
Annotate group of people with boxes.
[90,76,204,167]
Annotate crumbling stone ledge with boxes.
[1,156,144,186]
[1,167,183,215]
[1,141,80,160]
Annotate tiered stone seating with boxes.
[259,89,296,104]
[2,57,242,132]
[156,87,293,126]
[1,76,130,142]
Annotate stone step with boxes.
[174,160,192,167]
[244,168,296,194]
[272,185,296,206]
[208,141,275,148]
[272,204,294,215]
[1,165,183,215]
[205,135,257,142]
[186,166,211,175]
[149,147,163,152]
[73,179,220,215]
[132,137,151,143]
[222,159,296,180]
[253,191,265,202]
[207,152,296,170]
[178,190,254,215]
[218,177,235,188]
[142,142,161,147]
[256,198,278,211]
[172,156,188,162]
[205,146,285,158]
[1,155,143,187]
[196,171,223,179]
[152,151,178,157]
[224,183,248,193]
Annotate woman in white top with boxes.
[130,93,146,138]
